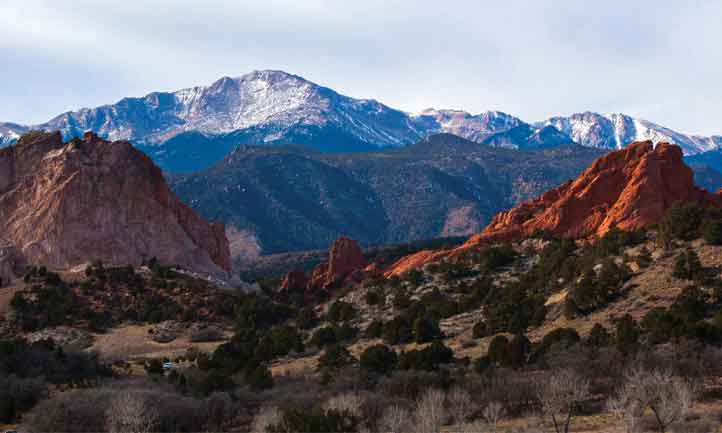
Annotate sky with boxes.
[1,0,721,135]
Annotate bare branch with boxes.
[447,386,474,424]
[105,390,158,433]
[414,388,447,433]
[536,368,590,433]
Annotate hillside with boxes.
[4,140,722,433]
[384,141,722,276]
[170,134,607,256]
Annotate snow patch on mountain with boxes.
[30,70,428,149]
[0,123,28,146]
[1,71,720,159]
[539,112,720,155]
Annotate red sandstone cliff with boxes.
[280,236,366,292]
[386,141,722,276]
[0,131,231,279]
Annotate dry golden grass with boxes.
[89,324,229,362]
[0,282,23,317]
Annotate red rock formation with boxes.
[468,141,721,244]
[306,236,366,291]
[280,270,309,292]
[386,141,722,276]
[0,131,231,277]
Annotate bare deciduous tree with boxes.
[457,420,488,432]
[379,405,411,433]
[323,392,365,418]
[606,391,642,433]
[414,388,447,433]
[106,390,158,433]
[482,401,505,432]
[536,368,590,433]
[251,405,282,433]
[447,386,474,424]
[609,368,695,433]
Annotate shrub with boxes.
[333,323,359,343]
[714,310,722,329]
[211,328,258,372]
[615,314,640,351]
[189,327,224,343]
[703,219,722,245]
[364,320,384,339]
[391,288,411,310]
[382,316,413,345]
[296,307,318,330]
[246,365,275,390]
[658,202,705,242]
[0,375,46,423]
[327,301,357,323]
[673,250,703,280]
[398,341,453,371]
[198,370,235,395]
[487,335,510,366]
[595,226,646,256]
[145,358,164,375]
[318,344,355,371]
[671,286,709,323]
[267,325,305,357]
[640,307,682,344]
[507,334,531,368]
[22,388,111,433]
[404,269,424,286]
[472,320,488,338]
[365,290,382,306]
[473,356,491,373]
[310,326,338,348]
[636,247,653,268]
[413,316,442,343]
[360,344,397,375]
[474,244,517,271]
[234,294,295,330]
[530,304,548,327]
[413,388,446,433]
[587,323,612,347]
[267,407,359,433]
[533,328,580,360]
[251,405,282,433]
[569,260,629,314]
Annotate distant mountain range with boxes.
[2,70,720,172]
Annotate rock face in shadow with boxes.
[386,141,722,276]
[0,131,230,279]
[280,270,310,292]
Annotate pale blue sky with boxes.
[1,0,721,135]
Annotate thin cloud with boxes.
[1,1,720,135]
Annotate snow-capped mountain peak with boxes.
[1,70,720,172]
[538,112,721,155]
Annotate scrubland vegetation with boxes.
[3,203,722,432]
